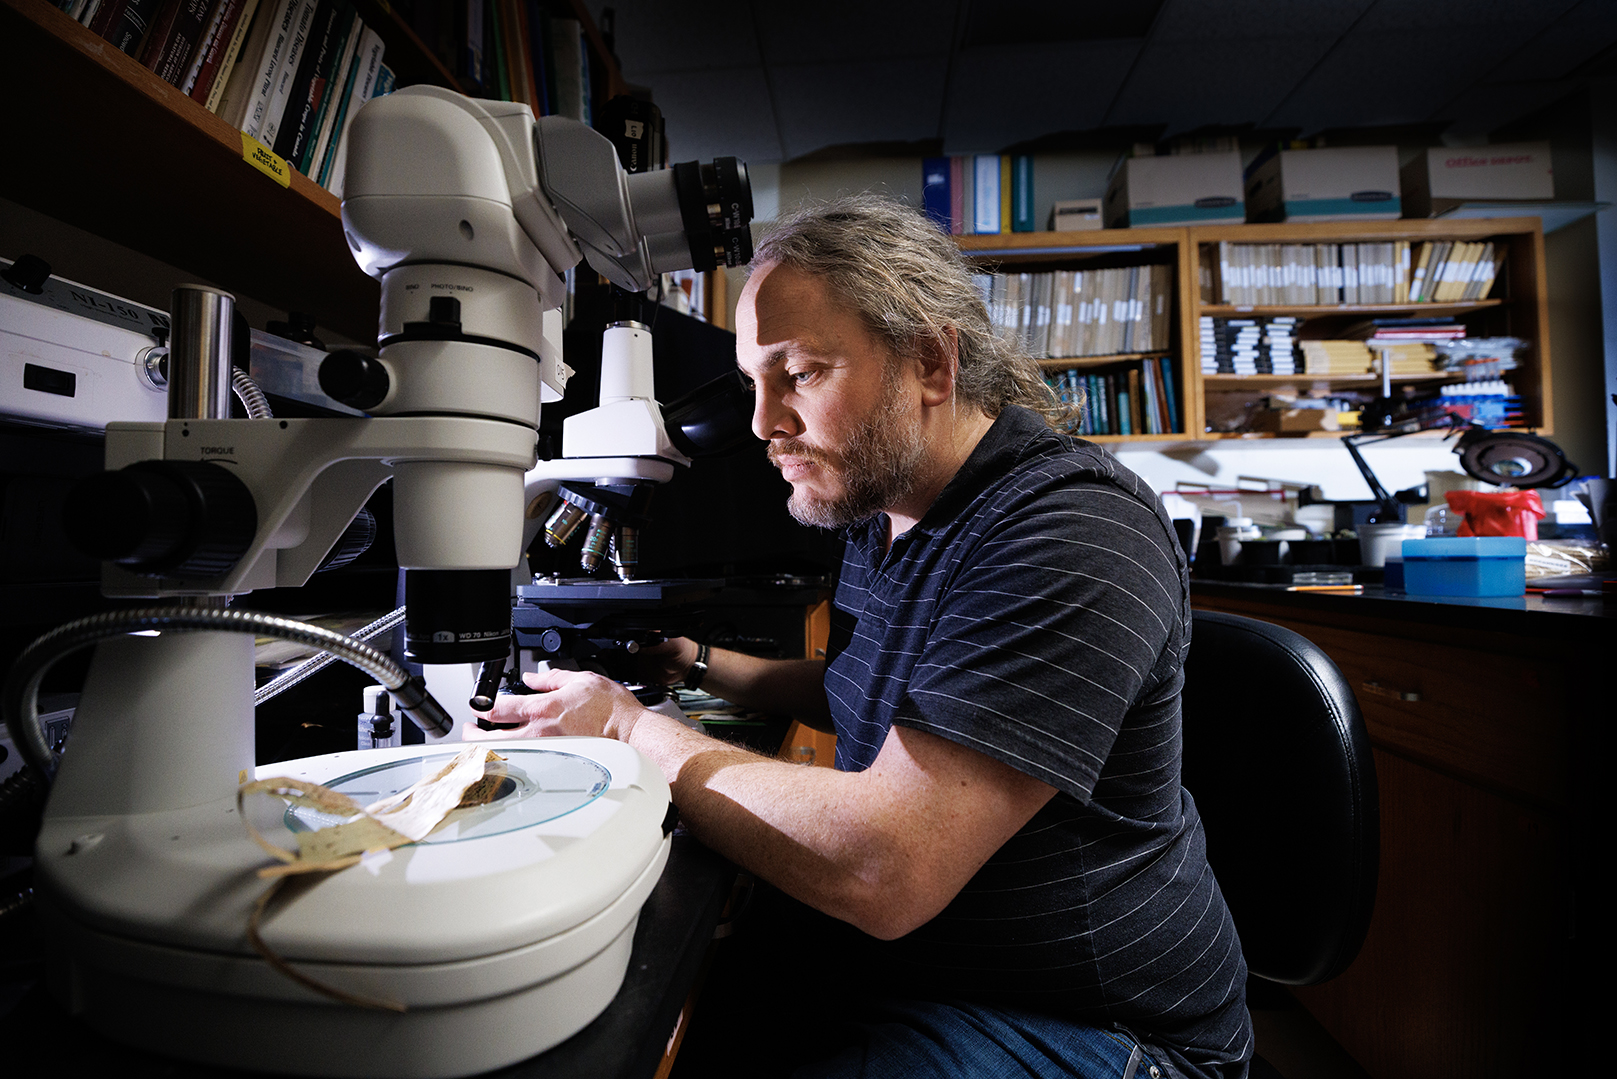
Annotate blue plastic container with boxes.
[1401,537,1527,597]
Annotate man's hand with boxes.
[630,637,700,688]
[464,669,651,742]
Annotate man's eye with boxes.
[789,370,814,384]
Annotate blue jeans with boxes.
[793,998,1170,1079]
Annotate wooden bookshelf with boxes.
[958,216,1549,443]
[959,227,1200,442]
[0,0,626,346]
[1188,217,1551,439]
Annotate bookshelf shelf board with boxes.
[1202,428,1459,441]
[1201,373,1462,387]
[1085,433,1189,444]
[1198,300,1504,319]
[1188,217,1544,244]
[1039,352,1173,369]
[1,0,381,342]
[958,228,1183,260]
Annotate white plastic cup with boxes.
[1358,523,1425,567]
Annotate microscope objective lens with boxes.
[544,502,588,547]
[579,515,612,572]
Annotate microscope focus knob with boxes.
[319,349,391,410]
[64,460,258,578]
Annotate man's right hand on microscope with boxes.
[634,637,703,687]
[466,669,651,743]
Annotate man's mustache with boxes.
[767,439,836,469]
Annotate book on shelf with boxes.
[987,264,1171,359]
[922,156,950,232]
[320,30,386,195]
[177,0,232,95]
[139,1,214,87]
[212,0,294,133]
[1010,154,1035,233]
[257,0,318,148]
[973,155,1001,234]
[273,1,355,170]
[193,0,259,108]
[297,3,361,173]
[96,0,167,57]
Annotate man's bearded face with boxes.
[767,362,927,529]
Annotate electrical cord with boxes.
[2,607,452,782]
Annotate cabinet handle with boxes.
[1361,680,1421,703]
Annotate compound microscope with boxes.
[3,86,753,1077]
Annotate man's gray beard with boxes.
[777,384,927,530]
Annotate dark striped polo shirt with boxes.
[825,406,1252,1078]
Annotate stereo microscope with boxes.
[5,86,753,1077]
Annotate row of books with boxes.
[1201,240,1505,306]
[1045,357,1182,437]
[390,1,595,123]
[973,265,1174,360]
[61,0,393,194]
[923,155,1037,235]
[1199,316,1299,375]
[1300,341,1437,375]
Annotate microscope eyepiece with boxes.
[671,157,754,273]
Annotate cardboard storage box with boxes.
[1401,142,1553,217]
[1245,146,1401,222]
[1250,408,1342,434]
[1049,198,1103,231]
[1104,152,1244,228]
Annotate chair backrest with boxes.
[1180,610,1379,986]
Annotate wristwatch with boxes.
[684,642,710,692]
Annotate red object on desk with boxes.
[1446,489,1545,540]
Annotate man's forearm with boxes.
[622,710,1055,940]
[698,649,832,729]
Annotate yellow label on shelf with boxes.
[241,132,290,189]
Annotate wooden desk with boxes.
[1190,583,1612,1079]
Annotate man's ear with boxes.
[915,326,960,408]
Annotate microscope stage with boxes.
[35,738,673,1076]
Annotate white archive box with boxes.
[1401,142,1554,217]
[1049,198,1104,231]
[1103,152,1244,228]
[1244,145,1401,222]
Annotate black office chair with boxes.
[1180,610,1379,1077]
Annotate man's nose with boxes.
[752,385,802,441]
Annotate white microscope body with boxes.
[29,86,752,1077]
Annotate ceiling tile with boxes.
[1149,0,1375,41]
[1107,36,1341,129]
[1481,0,1617,83]
[1265,30,1524,131]
[1356,0,1578,32]
[641,68,785,164]
[753,1,961,63]
[585,0,762,75]
[769,58,951,159]
[942,40,1142,152]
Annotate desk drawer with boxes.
[1196,607,1570,806]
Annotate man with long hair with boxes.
[477,196,1251,1079]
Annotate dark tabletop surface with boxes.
[1190,579,1617,640]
